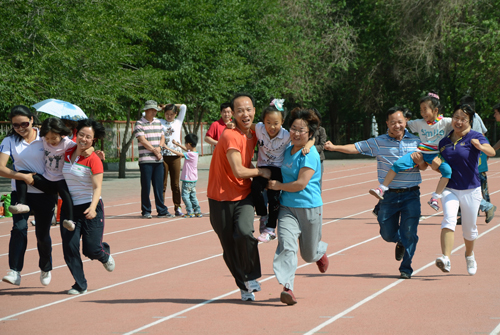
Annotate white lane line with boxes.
[304,223,500,335]
[123,233,382,334]
[0,254,222,322]
[0,207,374,321]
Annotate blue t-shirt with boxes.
[280,146,322,208]
[439,130,488,190]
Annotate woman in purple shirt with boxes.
[435,104,495,276]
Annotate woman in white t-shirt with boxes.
[0,105,58,287]
[160,103,187,216]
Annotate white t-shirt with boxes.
[472,114,487,134]
[160,104,187,156]
[43,136,76,181]
[0,129,46,193]
[407,118,453,148]
[255,122,291,167]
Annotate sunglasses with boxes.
[12,122,30,129]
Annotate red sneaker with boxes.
[316,253,329,273]
[280,287,297,305]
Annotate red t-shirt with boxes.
[206,118,229,142]
[207,128,257,201]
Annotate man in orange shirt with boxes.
[207,93,271,302]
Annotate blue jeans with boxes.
[139,162,169,216]
[181,181,200,214]
[377,188,420,275]
[479,172,493,212]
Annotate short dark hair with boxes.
[459,95,475,112]
[230,93,255,111]
[492,102,500,113]
[185,133,198,147]
[220,102,231,112]
[40,117,72,137]
[76,118,106,140]
[288,108,320,138]
[402,108,412,120]
[386,106,405,120]
[453,104,475,126]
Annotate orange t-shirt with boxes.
[207,128,257,201]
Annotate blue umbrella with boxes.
[32,99,88,121]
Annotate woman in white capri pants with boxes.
[435,104,495,275]
[268,107,329,305]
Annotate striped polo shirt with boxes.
[62,148,104,205]
[355,130,421,189]
[134,117,163,164]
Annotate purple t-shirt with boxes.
[439,130,488,190]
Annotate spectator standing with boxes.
[204,102,232,146]
[134,100,172,219]
[160,103,187,216]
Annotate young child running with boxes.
[251,98,314,242]
[164,134,202,218]
[9,117,82,231]
[369,92,453,211]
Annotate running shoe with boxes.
[195,213,203,217]
[280,287,297,305]
[486,205,496,224]
[244,280,261,293]
[369,188,384,200]
[103,255,115,272]
[435,255,451,273]
[395,242,404,261]
[40,271,51,286]
[316,253,329,273]
[427,197,440,211]
[465,253,477,275]
[240,290,255,301]
[399,272,411,279]
[8,203,30,214]
[67,288,87,295]
[183,213,195,218]
[175,208,184,217]
[2,270,21,286]
[63,219,75,231]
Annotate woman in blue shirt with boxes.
[267,108,328,305]
[436,104,495,276]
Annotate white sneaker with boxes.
[241,289,255,301]
[436,255,451,273]
[63,219,75,231]
[8,203,30,214]
[40,271,51,286]
[466,253,477,275]
[244,279,261,292]
[67,288,87,295]
[103,255,115,272]
[2,270,21,286]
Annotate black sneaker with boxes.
[400,272,411,279]
[395,242,404,261]
[157,212,174,218]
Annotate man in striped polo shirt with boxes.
[325,107,427,279]
[134,100,172,219]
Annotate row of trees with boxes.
[1,0,499,175]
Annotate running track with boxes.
[1,158,500,334]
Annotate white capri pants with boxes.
[441,187,482,241]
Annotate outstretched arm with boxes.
[324,141,359,154]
